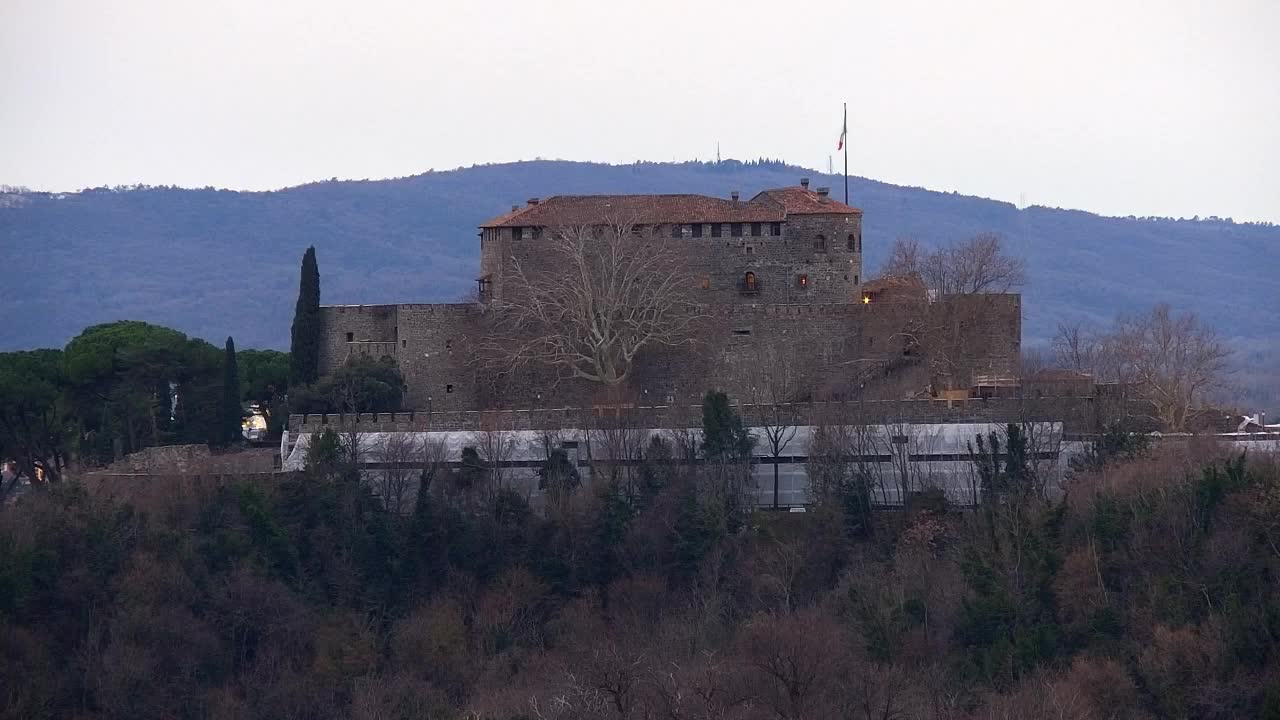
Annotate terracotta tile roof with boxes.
[861,274,926,294]
[478,205,534,228]
[480,194,783,228]
[752,186,863,215]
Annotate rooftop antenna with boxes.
[716,142,721,164]
[827,155,833,175]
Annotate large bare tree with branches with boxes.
[482,221,705,386]
[1053,304,1231,432]
[882,233,1026,295]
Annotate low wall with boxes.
[289,396,1097,435]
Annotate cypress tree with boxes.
[290,246,321,386]
[220,336,242,445]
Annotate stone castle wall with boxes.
[482,214,864,307]
[316,293,1020,413]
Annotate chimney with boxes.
[816,187,830,197]
[527,198,540,206]
[511,205,519,212]
[800,178,810,189]
[731,190,740,202]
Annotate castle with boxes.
[315,179,1021,414]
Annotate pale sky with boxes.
[2,0,1277,223]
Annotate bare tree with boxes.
[1056,305,1231,432]
[1115,304,1231,432]
[881,233,1026,295]
[746,348,815,509]
[370,433,424,515]
[482,221,706,385]
[881,236,923,280]
[586,406,649,494]
[471,420,521,501]
[420,434,448,492]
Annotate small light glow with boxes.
[862,295,871,304]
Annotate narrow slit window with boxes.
[346,332,354,342]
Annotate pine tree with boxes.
[219,336,242,445]
[289,246,321,386]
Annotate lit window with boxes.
[446,384,454,393]
[797,274,808,288]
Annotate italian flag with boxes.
[837,113,847,151]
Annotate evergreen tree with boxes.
[700,390,753,461]
[289,246,321,386]
[219,336,242,445]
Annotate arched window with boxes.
[814,234,826,251]
[847,233,856,250]
[740,271,758,293]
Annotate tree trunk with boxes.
[773,460,780,509]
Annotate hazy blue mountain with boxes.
[2,160,1276,358]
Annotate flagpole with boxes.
[843,102,849,205]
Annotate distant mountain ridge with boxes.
[2,160,1276,361]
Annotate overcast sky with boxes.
[2,0,1277,222]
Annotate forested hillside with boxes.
[3,419,1280,718]
[2,158,1276,360]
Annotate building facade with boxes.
[316,180,1021,412]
